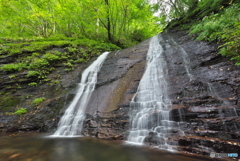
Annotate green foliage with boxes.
[32,97,46,106]
[190,0,238,19]
[0,37,121,91]
[28,82,38,87]
[157,0,240,65]
[63,62,74,67]
[14,108,27,115]
[95,43,121,52]
[22,41,70,52]
[189,3,240,65]
[76,58,85,63]
[29,58,49,69]
[9,48,23,55]
[0,63,27,72]
[219,21,240,65]
[9,75,16,79]
[43,53,60,62]
[66,47,78,53]
[27,71,41,77]
[0,0,161,47]
[0,95,19,111]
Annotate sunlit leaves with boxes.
[0,0,161,47]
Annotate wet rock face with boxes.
[0,38,149,135]
[82,39,149,139]
[0,53,87,134]
[84,28,240,156]
[158,29,240,156]
[143,132,164,146]
[0,93,75,134]
[85,40,149,115]
[83,113,129,140]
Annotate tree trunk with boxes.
[104,0,113,42]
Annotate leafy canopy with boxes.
[0,0,163,47]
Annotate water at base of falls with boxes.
[52,52,109,137]
[127,35,183,150]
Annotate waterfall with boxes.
[170,38,194,81]
[207,83,239,117]
[52,52,109,137]
[127,35,183,150]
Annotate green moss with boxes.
[43,53,60,62]
[0,38,120,90]
[32,97,46,106]
[0,95,19,111]
[27,71,41,77]
[14,108,27,115]
[29,58,49,69]
[0,63,27,72]
[28,82,38,87]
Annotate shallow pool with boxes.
[0,135,214,161]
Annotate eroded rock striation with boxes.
[83,28,240,155]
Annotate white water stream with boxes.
[127,35,182,149]
[52,52,109,137]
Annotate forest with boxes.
[0,0,162,47]
[0,0,239,61]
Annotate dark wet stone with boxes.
[178,135,240,154]
[143,132,164,146]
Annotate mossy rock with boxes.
[0,96,19,112]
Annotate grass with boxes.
[0,38,120,86]
[0,37,120,112]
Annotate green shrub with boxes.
[9,48,22,55]
[0,63,27,72]
[28,82,38,87]
[14,108,27,115]
[219,21,240,65]
[27,71,41,77]
[95,43,120,51]
[32,52,41,57]
[43,53,60,62]
[76,58,85,63]
[29,58,49,69]
[66,47,79,53]
[9,74,16,79]
[189,3,240,65]
[32,97,46,105]
[63,62,74,67]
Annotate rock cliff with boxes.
[83,28,240,155]
[1,28,240,156]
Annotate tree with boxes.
[155,0,236,23]
[0,0,162,46]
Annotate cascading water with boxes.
[52,52,109,137]
[207,83,239,117]
[170,38,194,81]
[127,35,183,149]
